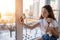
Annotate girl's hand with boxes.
[45,23,52,33]
[46,27,51,32]
[46,18,53,32]
[19,16,24,24]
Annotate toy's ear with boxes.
[47,18,53,23]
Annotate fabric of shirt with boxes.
[38,19,58,37]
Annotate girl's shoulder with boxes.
[52,19,57,23]
[52,20,58,27]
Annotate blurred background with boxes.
[23,0,60,40]
[0,0,15,40]
[0,0,60,40]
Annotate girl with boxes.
[20,5,59,40]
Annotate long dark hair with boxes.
[40,5,56,20]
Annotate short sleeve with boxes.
[53,20,58,27]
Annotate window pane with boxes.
[0,0,16,40]
[50,0,59,21]
[23,0,45,40]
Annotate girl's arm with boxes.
[19,16,41,29]
[23,23,40,29]
[51,27,59,38]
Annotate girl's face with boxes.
[41,8,49,18]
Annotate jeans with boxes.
[42,34,57,40]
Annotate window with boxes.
[0,0,15,40]
[50,0,59,21]
[23,0,45,40]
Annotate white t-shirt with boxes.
[39,19,58,37]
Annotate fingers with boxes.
[19,16,24,24]
[46,27,53,33]
[20,16,23,22]
[46,26,51,32]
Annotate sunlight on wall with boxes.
[0,0,15,16]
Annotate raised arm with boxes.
[23,23,40,29]
[19,16,41,29]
